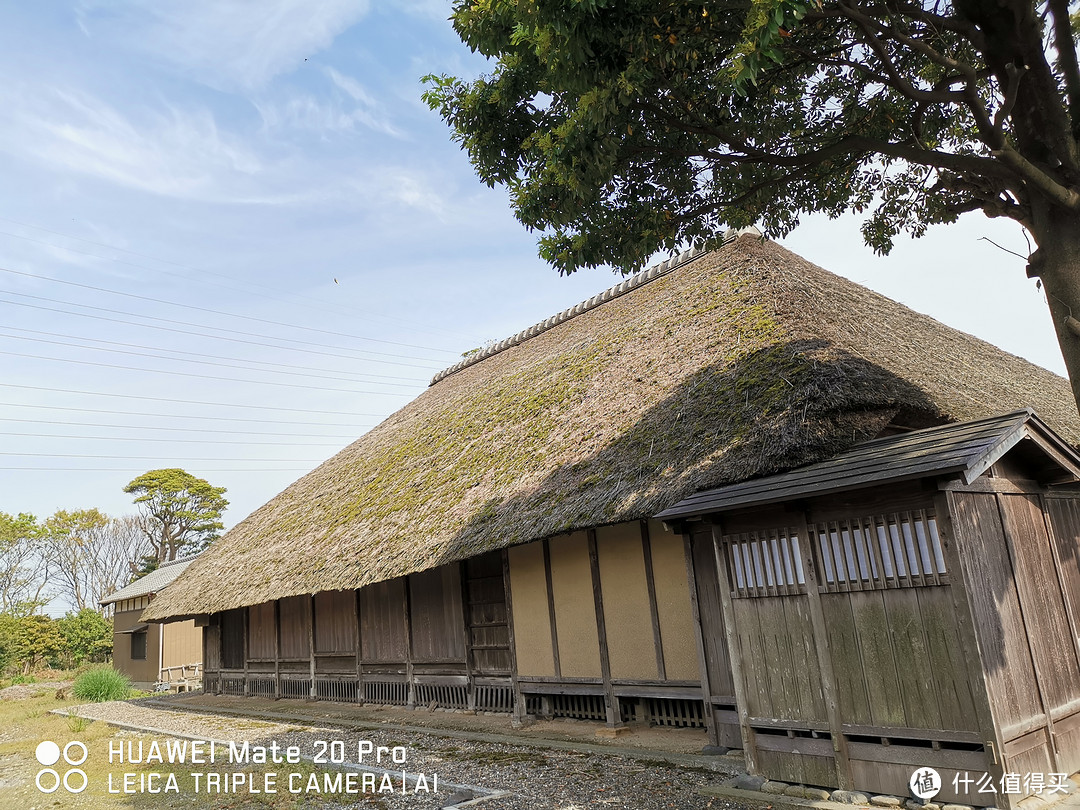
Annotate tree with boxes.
[124,469,228,566]
[55,609,112,667]
[45,510,152,612]
[425,1,1080,408]
[0,512,49,615]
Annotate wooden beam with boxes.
[354,589,363,704]
[274,600,281,699]
[543,538,562,679]
[639,521,667,682]
[243,607,250,697]
[501,549,528,724]
[709,523,758,773]
[459,561,476,711]
[793,513,853,789]
[403,578,415,709]
[683,532,719,746]
[308,595,316,698]
[588,528,622,729]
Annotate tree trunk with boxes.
[1030,209,1080,417]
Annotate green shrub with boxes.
[72,667,130,702]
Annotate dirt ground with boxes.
[0,685,747,810]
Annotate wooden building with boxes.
[144,233,1080,801]
[658,410,1080,805]
[100,556,203,690]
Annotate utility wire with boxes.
[0,401,378,428]
[0,416,365,438]
[0,215,484,344]
[0,348,419,394]
[0,290,448,366]
[0,431,346,446]
[0,452,327,461]
[0,330,430,386]
[0,383,396,416]
[0,325,430,382]
[0,467,315,472]
[0,265,461,354]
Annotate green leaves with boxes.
[428,0,1077,275]
[124,468,228,562]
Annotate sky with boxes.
[0,2,1063,547]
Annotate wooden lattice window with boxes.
[725,528,806,598]
[812,510,947,592]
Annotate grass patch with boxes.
[0,692,391,809]
[73,666,131,702]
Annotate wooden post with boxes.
[308,595,317,699]
[243,607,250,697]
[502,549,529,724]
[274,600,281,699]
[403,578,415,709]
[683,530,719,747]
[355,590,364,704]
[542,538,562,679]
[459,561,476,711]
[588,529,623,730]
[709,522,757,773]
[640,521,667,681]
[794,512,854,790]
[934,491,1008,801]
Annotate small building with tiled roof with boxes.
[100,556,202,690]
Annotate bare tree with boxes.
[45,510,152,612]
[0,512,50,614]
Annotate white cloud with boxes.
[254,68,400,138]
[76,0,371,91]
[0,84,278,201]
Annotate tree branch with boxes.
[993,145,1080,209]
[1047,0,1080,136]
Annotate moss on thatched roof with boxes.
[145,235,1080,620]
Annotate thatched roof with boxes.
[145,234,1080,621]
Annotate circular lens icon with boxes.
[63,741,88,766]
[35,768,61,793]
[35,741,60,766]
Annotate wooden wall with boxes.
[161,620,203,672]
[314,590,357,654]
[409,566,465,663]
[200,519,710,730]
[507,520,720,732]
[952,487,1080,781]
[359,578,406,664]
[697,487,992,800]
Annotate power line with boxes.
[0,416,365,438]
[0,383,396,416]
[0,215,484,344]
[0,431,347,446]
[0,348,419,394]
[0,467,315,472]
[0,330,430,386]
[0,401,377,428]
[0,290,449,366]
[0,452,327,461]
[0,265,462,354]
[0,325,431,383]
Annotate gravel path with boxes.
[68,697,744,809]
